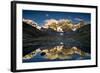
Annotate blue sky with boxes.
[23,10,91,26]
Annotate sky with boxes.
[23,10,91,26]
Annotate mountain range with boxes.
[23,18,86,32]
[23,18,91,56]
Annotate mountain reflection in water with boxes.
[23,45,90,63]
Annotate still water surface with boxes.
[23,38,90,63]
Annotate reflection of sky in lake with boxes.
[23,45,90,63]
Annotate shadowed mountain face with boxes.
[75,24,91,49]
[23,21,58,55]
[22,19,91,63]
[23,22,47,38]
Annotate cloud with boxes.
[23,18,37,25]
[44,19,71,26]
[58,19,71,23]
[46,14,49,17]
[45,19,58,24]
[44,19,58,27]
[74,17,83,21]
